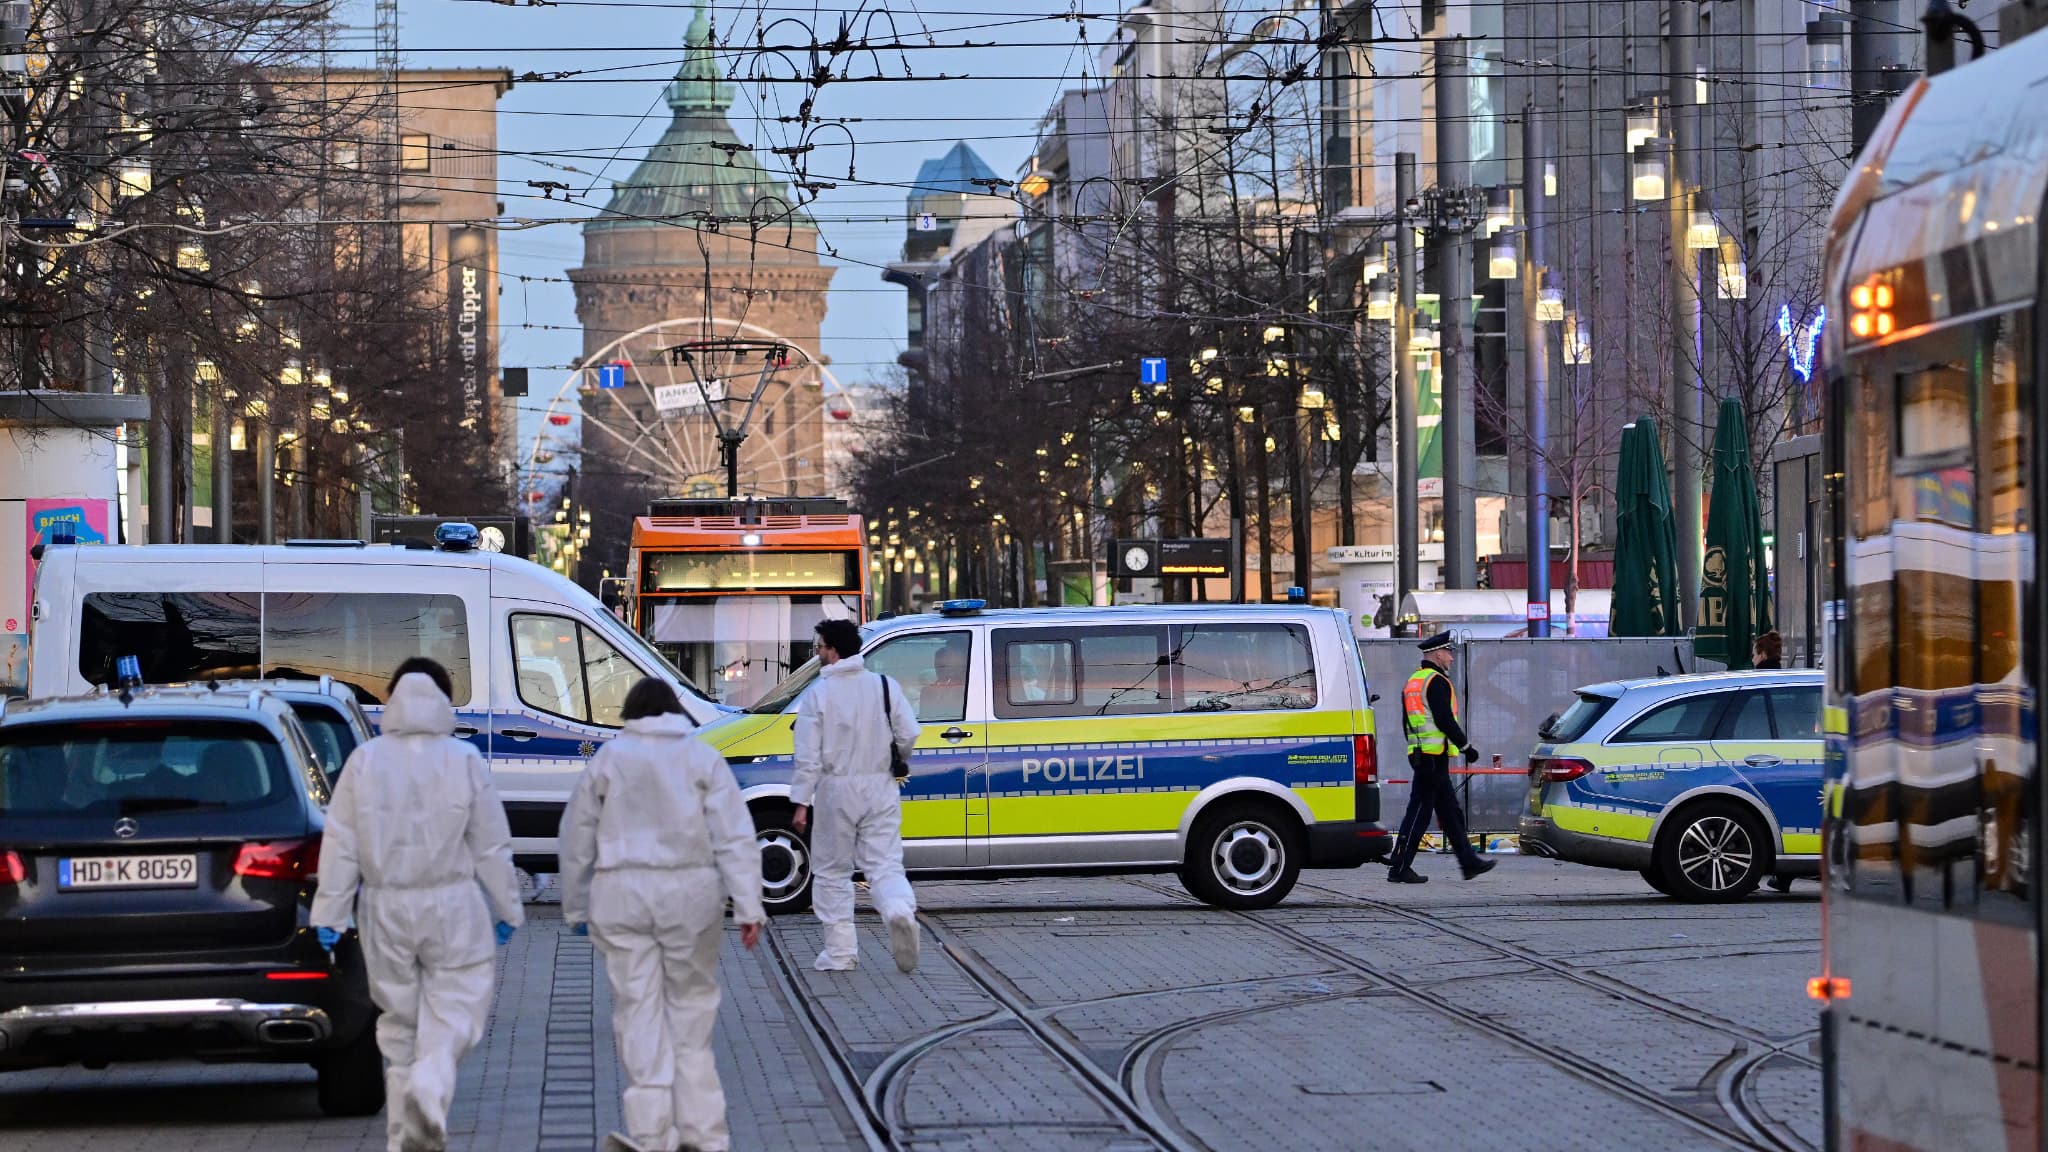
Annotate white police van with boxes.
[26,535,721,869]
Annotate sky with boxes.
[385,0,1100,444]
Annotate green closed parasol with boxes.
[1695,397,1773,667]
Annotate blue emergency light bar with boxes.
[937,599,986,616]
[436,523,481,552]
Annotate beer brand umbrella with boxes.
[1695,398,1773,667]
[1610,419,1681,637]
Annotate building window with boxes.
[400,134,431,172]
[333,144,359,170]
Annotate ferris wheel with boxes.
[521,316,857,508]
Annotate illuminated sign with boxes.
[1778,304,1824,381]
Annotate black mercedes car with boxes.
[0,686,381,1115]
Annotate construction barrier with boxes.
[1359,636,1716,834]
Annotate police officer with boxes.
[1387,632,1496,884]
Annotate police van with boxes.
[701,601,1389,913]
[26,538,724,870]
[1518,669,1824,901]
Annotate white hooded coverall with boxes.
[311,673,523,1152]
[791,655,921,969]
[558,713,765,1152]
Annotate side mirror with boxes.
[1368,694,1381,706]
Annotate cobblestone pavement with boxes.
[0,855,1821,1151]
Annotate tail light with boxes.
[235,838,320,881]
[0,851,24,885]
[1352,734,1379,786]
[1537,757,1595,784]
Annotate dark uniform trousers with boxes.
[1388,751,1482,873]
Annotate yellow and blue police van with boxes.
[698,601,1390,913]
[1519,669,1824,902]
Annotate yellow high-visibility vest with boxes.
[1403,667,1456,754]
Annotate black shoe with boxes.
[1461,858,1497,880]
[1767,875,1793,893]
[1387,867,1429,884]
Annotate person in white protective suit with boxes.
[311,659,523,1152]
[559,677,766,1152]
[791,617,923,974]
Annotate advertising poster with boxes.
[4,498,112,696]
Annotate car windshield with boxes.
[288,702,358,777]
[1545,692,1619,742]
[0,719,297,819]
[748,656,822,714]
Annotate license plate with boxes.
[59,855,199,890]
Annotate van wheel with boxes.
[1639,864,1677,898]
[1180,800,1303,911]
[314,1025,385,1117]
[753,806,813,916]
[1654,799,1771,903]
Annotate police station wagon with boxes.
[1519,670,1824,902]
[698,602,1389,913]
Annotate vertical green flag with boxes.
[1696,398,1772,666]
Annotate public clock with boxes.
[1124,545,1153,574]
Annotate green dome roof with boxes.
[589,3,803,230]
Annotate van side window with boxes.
[80,592,260,688]
[994,626,1166,718]
[1173,623,1317,711]
[863,631,971,723]
[511,614,638,728]
[263,593,471,705]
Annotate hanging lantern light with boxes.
[1204,376,1224,395]
[1322,418,1341,442]
[230,419,247,452]
[1237,405,1256,424]
[1301,386,1326,410]
[1367,283,1394,321]
[1717,238,1749,299]
[1363,243,1389,281]
[1625,103,1658,151]
[1687,209,1720,250]
[1262,325,1286,344]
[1632,141,1669,201]
[175,242,208,271]
[1563,311,1593,365]
[1488,236,1517,280]
[1485,186,1514,236]
[1537,275,1566,322]
[1807,17,1848,89]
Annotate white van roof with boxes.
[61,542,581,598]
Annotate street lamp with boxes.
[1488,235,1517,280]
[1484,186,1513,236]
[1537,275,1566,322]
[1562,311,1593,365]
[1625,103,1658,151]
[1807,17,1847,89]
[1367,282,1393,321]
[1687,209,1721,250]
[1633,138,1670,202]
[1262,325,1286,344]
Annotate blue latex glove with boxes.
[571,922,589,937]
[315,927,341,952]
[494,921,516,946]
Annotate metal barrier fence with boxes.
[1359,637,1717,834]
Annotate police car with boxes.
[1518,670,1823,902]
[699,601,1389,913]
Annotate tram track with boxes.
[763,882,1813,1152]
[1290,879,1823,1065]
